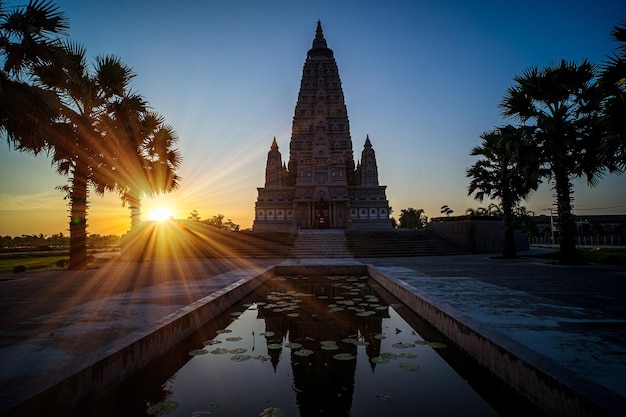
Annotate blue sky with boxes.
[1,0,625,235]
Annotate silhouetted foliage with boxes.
[600,19,626,170]
[467,126,541,258]
[500,60,606,264]
[397,208,428,229]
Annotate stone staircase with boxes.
[289,229,352,258]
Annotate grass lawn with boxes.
[529,247,626,265]
[0,255,69,274]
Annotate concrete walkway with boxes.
[0,250,624,416]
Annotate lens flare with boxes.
[148,207,174,221]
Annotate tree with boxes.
[398,208,428,229]
[513,206,538,236]
[440,205,453,217]
[500,60,605,264]
[1,0,68,154]
[108,109,182,229]
[467,126,541,258]
[600,20,626,171]
[188,210,201,221]
[34,44,140,269]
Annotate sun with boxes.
[148,206,175,222]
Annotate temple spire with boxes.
[264,137,286,188]
[307,20,333,59]
[359,135,379,186]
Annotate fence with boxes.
[530,235,624,247]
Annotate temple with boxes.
[253,21,391,231]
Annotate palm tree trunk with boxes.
[501,194,517,259]
[127,192,141,229]
[69,160,89,270]
[554,170,582,264]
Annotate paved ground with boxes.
[0,249,624,415]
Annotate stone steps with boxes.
[290,230,352,258]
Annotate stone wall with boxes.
[426,219,529,253]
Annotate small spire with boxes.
[364,135,372,148]
[271,136,278,150]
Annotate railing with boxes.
[530,235,624,247]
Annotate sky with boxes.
[1,0,626,236]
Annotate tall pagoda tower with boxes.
[253,21,391,231]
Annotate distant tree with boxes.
[222,219,240,232]
[204,214,224,229]
[188,210,201,221]
[514,206,538,236]
[467,126,541,258]
[500,60,605,264]
[440,205,454,217]
[398,208,428,229]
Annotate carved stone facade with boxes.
[253,21,391,232]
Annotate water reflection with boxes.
[87,275,499,417]
[257,275,388,416]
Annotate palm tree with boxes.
[500,60,604,264]
[600,20,626,170]
[467,125,541,258]
[106,109,182,229]
[34,44,137,269]
[0,0,68,153]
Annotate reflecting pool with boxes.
[88,275,501,416]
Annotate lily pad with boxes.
[267,343,283,350]
[370,356,390,364]
[284,342,303,349]
[210,348,229,354]
[259,406,287,417]
[320,340,337,346]
[225,336,242,342]
[230,348,248,354]
[188,349,208,356]
[392,342,416,349]
[374,334,386,340]
[294,349,314,357]
[203,339,222,346]
[399,352,417,358]
[216,329,232,334]
[428,342,448,349]
[399,362,420,371]
[380,352,398,360]
[260,331,275,337]
[356,311,375,317]
[333,353,355,360]
[230,312,242,316]
[231,354,251,362]
[353,340,370,346]
[321,344,339,350]
[147,400,178,415]
[287,313,300,318]
[342,338,357,344]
